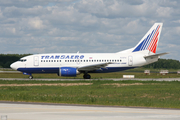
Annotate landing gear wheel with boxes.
[83,74,91,79]
[29,75,33,79]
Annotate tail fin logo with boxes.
[133,25,161,53]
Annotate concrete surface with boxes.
[0,102,180,120]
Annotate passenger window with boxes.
[115,60,116,62]
[89,60,91,62]
[99,60,101,62]
[54,60,56,62]
[84,60,85,62]
[117,60,119,62]
[94,60,96,62]
[112,60,114,62]
[51,60,53,62]
[86,60,88,62]
[49,60,51,62]
[60,60,61,62]
[92,60,93,62]
[46,60,48,62]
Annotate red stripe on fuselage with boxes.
[149,31,159,52]
[147,26,160,53]
[151,32,159,53]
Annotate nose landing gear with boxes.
[23,72,33,79]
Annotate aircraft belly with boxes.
[17,66,136,74]
[89,67,136,73]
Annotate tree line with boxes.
[143,59,180,69]
[0,54,31,68]
[0,54,180,69]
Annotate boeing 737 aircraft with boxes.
[11,23,168,79]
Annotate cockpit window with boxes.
[18,59,27,62]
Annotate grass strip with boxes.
[0,80,180,109]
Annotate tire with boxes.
[29,76,33,79]
[83,74,91,79]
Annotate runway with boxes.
[0,102,180,120]
[0,78,180,81]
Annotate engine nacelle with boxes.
[58,67,80,77]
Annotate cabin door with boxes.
[128,56,133,66]
[34,56,39,66]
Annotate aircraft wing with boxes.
[144,52,169,59]
[78,62,113,71]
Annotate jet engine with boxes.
[58,67,80,77]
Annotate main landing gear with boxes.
[83,74,91,79]
[29,75,33,79]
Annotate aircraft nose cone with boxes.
[10,62,18,70]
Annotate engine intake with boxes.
[58,67,80,77]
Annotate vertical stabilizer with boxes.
[133,23,163,54]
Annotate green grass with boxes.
[0,68,16,71]
[1,68,180,79]
[124,67,180,72]
[0,80,180,109]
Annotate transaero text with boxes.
[41,55,84,59]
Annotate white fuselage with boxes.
[10,50,158,75]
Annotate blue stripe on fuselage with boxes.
[17,68,59,74]
[17,67,136,74]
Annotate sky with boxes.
[0,0,180,60]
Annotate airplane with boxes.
[10,23,168,79]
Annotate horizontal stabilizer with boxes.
[144,53,169,59]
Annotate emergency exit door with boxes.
[128,56,133,66]
[34,56,39,66]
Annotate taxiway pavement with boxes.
[0,102,180,120]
